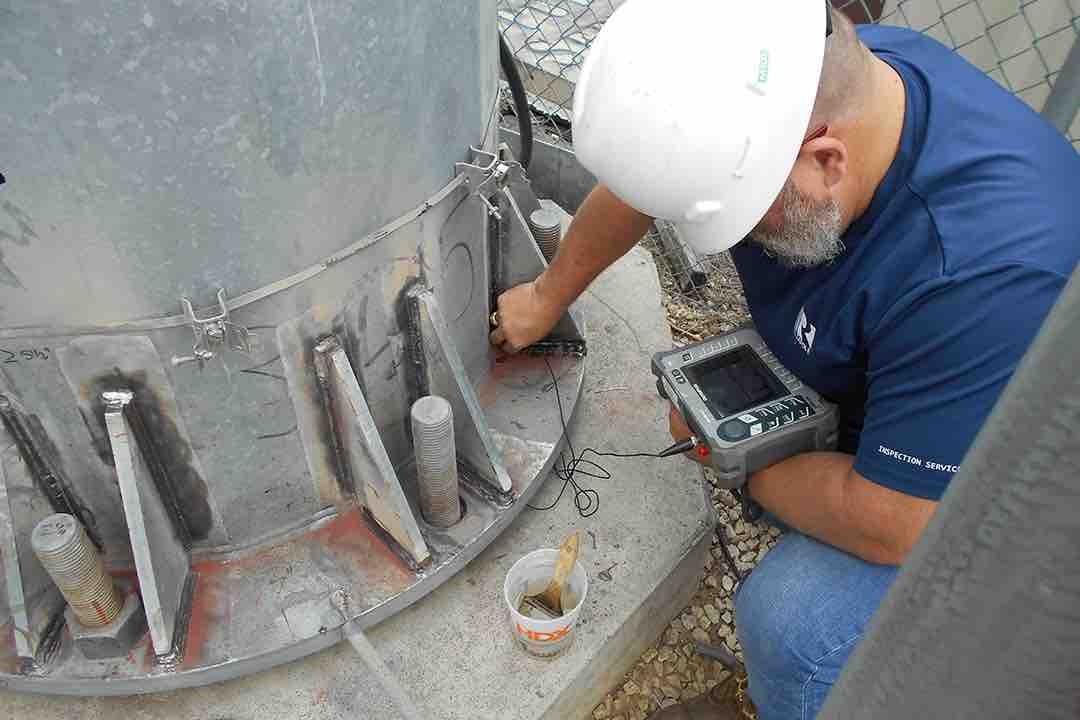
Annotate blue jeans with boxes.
[735,531,899,720]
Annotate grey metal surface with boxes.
[0,245,712,720]
[1043,35,1080,137]
[0,424,64,664]
[500,128,598,213]
[0,179,590,694]
[497,183,584,344]
[1,184,587,692]
[313,336,431,566]
[498,185,556,294]
[274,177,476,521]
[410,396,462,528]
[0,458,32,660]
[0,391,106,550]
[0,0,497,322]
[0,0,600,695]
[104,394,190,660]
[410,289,514,495]
[64,591,147,661]
[0,349,586,695]
[31,513,121,629]
[820,268,1080,718]
[0,0,499,548]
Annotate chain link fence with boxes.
[498,0,1080,338]
[498,0,1080,143]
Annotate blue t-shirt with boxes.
[730,26,1080,501]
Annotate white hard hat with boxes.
[572,0,829,254]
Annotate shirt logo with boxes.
[794,306,816,354]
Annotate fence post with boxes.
[818,268,1080,718]
[1043,35,1080,137]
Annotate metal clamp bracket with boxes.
[175,289,255,368]
[455,146,526,220]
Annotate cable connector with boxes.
[658,436,698,458]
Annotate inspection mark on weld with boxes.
[364,340,391,367]
[256,425,297,441]
[241,368,286,382]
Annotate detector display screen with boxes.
[682,347,788,419]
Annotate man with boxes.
[491,2,1080,718]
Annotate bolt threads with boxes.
[31,513,122,628]
[410,396,461,527]
[529,207,562,263]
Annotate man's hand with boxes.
[489,280,563,353]
[487,184,654,354]
[667,403,709,466]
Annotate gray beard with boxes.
[748,181,845,268]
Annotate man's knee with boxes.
[735,532,899,678]
[735,535,817,675]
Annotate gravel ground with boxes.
[590,240,766,720]
[591,488,780,720]
[640,234,751,344]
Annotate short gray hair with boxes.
[810,7,874,126]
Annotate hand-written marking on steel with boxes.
[0,347,52,363]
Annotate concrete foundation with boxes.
[0,247,714,720]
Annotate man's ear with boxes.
[805,137,847,191]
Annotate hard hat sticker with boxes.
[757,50,770,85]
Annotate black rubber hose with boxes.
[498,31,533,171]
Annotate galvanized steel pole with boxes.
[819,268,1080,718]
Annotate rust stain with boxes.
[488,352,552,379]
[476,373,499,409]
[179,562,229,667]
[170,507,414,669]
[134,506,418,670]
[305,508,414,588]
[229,542,292,569]
[0,622,19,674]
[142,634,156,669]
[478,353,574,408]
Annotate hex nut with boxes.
[65,591,147,660]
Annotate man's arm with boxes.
[490,184,653,352]
[668,404,935,565]
[746,452,937,566]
